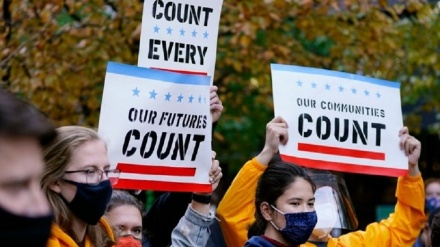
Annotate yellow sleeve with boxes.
[327,174,425,247]
[217,157,267,247]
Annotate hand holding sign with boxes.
[210,85,223,123]
[209,155,222,191]
[256,116,289,166]
[399,127,421,177]
[194,152,222,196]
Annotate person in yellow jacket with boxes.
[217,116,425,247]
[41,126,118,247]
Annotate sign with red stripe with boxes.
[138,0,224,84]
[271,64,408,177]
[98,62,212,192]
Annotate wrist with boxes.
[256,147,275,166]
[192,193,212,204]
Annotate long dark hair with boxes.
[247,161,316,238]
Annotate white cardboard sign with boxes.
[271,64,408,177]
[138,0,223,83]
[98,62,212,192]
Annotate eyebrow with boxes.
[288,197,316,201]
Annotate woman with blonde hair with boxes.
[41,126,120,247]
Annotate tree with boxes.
[1,0,439,176]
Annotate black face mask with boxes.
[0,205,53,247]
[61,179,112,225]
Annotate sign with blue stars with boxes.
[98,62,213,192]
[138,0,223,84]
[271,63,407,177]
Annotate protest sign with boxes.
[98,62,212,192]
[271,64,407,177]
[138,0,223,83]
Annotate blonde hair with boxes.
[40,126,113,246]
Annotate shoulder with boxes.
[47,223,76,247]
[99,217,115,241]
[245,236,274,247]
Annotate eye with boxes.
[84,169,97,175]
[2,180,30,195]
[132,228,142,234]
[308,202,315,207]
[118,225,125,231]
[290,202,300,206]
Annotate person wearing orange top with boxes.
[217,116,425,247]
[41,126,117,247]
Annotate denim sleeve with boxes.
[171,205,214,247]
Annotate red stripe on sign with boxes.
[298,142,385,160]
[116,163,196,177]
[150,67,208,75]
[113,179,212,193]
[280,154,407,177]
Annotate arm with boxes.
[171,156,222,247]
[144,86,223,246]
[170,203,214,247]
[217,116,288,247]
[328,127,425,246]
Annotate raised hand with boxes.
[210,85,223,123]
[257,116,289,165]
[399,126,421,176]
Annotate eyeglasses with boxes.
[64,168,121,185]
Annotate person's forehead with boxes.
[107,204,142,226]
[67,139,109,170]
[427,182,440,191]
[280,178,315,199]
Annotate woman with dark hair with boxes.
[431,209,440,247]
[414,178,440,247]
[245,161,317,246]
[218,116,425,247]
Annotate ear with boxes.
[260,202,274,221]
[49,180,62,193]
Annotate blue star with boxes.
[177,93,183,102]
[376,92,381,98]
[188,95,194,103]
[351,88,357,94]
[296,80,303,87]
[203,31,209,39]
[311,82,317,88]
[198,95,202,103]
[132,87,140,97]
[165,92,172,101]
[149,89,157,99]
[338,86,344,92]
[154,25,160,33]
[364,90,370,96]
[192,30,197,37]
[166,27,172,34]
[179,28,185,36]
[325,84,331,90]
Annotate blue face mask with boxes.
[270,205,318,246]
[426,197,440,213]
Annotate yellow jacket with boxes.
[217,157,425,247]
[46,218,115,247]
